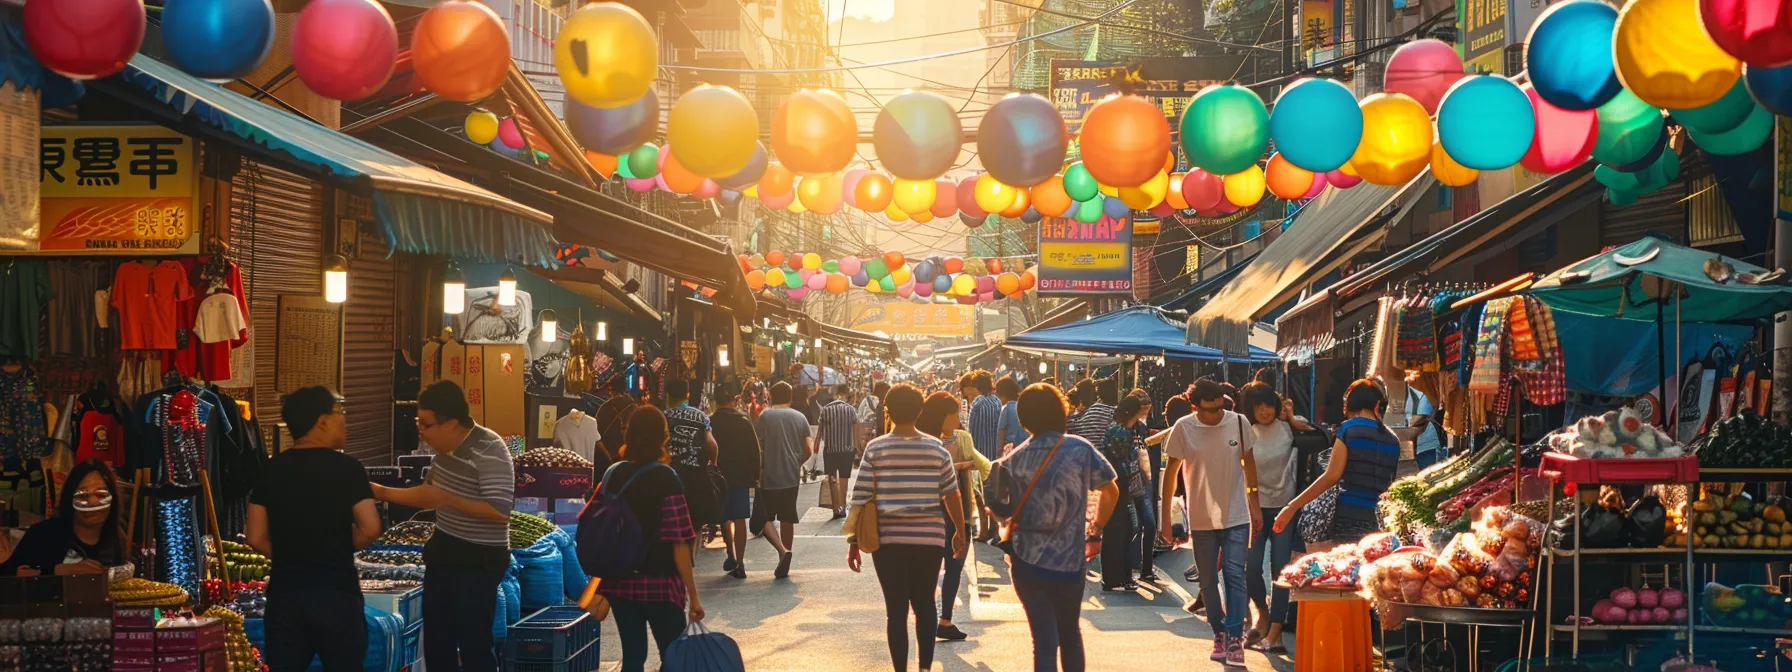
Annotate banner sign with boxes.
[1458,0,1509,73]
[851,303,975,338]
[1049,57,1245,136]
[37,124,199,254]
[1037,216,1134,296]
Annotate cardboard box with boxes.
[513,497,547,515]
[154,618,224,653]
[114,607,159,629]
[114,630,157,653]
[482,344,526,437]
[157,649,228,672]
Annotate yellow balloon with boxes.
[765,268,786,288]
[1098,183,1120,198]
[788,195,809,213]
[891,265,913,285]
[743,185,758,197]
[912,210,935,223]
[1351,93,1433,186]
[865,279,883,293]
[1118,170,1168,209]
[666,85,760,178]
[1430,142,1479,187]
[1223,165,1266,208]
[885,202,910,221]
[1338,160,1359,177]
[1613,0,1741,109]
[465,110,499,145]
[952,274,976,295]
[802,252,822,271]
[974,174,1020,214]
[892,178,936,215]
[554,3,658,108]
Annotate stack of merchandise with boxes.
[207,543,268,583]
[197,608,263,672]
[1,576,114,672]
[1276,543,1371,592]
[513,448,595,515]
[116,614,227,672]
[1366,507,1544,612]
[109,580,188,609]
[358,523,431,583]
[1544,407,1685,459]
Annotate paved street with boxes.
[596,480,1299,671]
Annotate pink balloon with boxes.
[896,283,914,298]
[292,0,397,101]
[1383,39,1466,114]
[976,275,996,293]
[654,173,669,191]
[1326,169,1362,189]
[931,179,959,219]
[626,177,655,192]
[694,179,721,199]
[787,287,810,300]
[498,117,525,149]
[839,256,863,276]
[978,291,996,303]
[761,188,795,209]
[1216,200,1241,214]
[842,168,870,208]
[915,283,933,298]
[1180,169,1224,210]
[957,175,988,217]
[1518,84,1598,175]
[1194,208,1221,218]
[799,268,814,280]
[806,272,827,289]
[1301,171,1328,199]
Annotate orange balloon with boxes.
[758,162,794,197]
[826,273,849,294]
[585,150,618,178]
[766,250,786,268]
[1000,187,1030,218]
[1078,94,1173,188]
[798,173,844,213]
[745,269,766,290]
[1019,268,1037,290]
[856,173,893,212]
[771,89,858,176]
[1030,176,1074,217]
[883,251,906,269]
[412,0,511,102]
[1164,150,1176,173]
[988,258,1004,274]
[661,148,704,193]
[911,210,935,223]
[1166,173,1190,209]
[1430,142,1479,187]
[1265,153,1316,199]
[943,257,964,274]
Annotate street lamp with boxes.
[497,266,518,306]
[443,262,465,314]
[323,255,348,304]
[538,309,558,342]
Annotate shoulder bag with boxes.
[994,438,1064,556]
[845,463,880,552]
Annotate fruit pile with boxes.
[510,510,558,549]
[110,577,189,607]
[1588,584,1687,625]
[1370,507,1542,609]
[1666,489,1789,549]
[1701,582,1792,629]
[376,521,434,546]
[211,541,270,581]
[1689,408,1792,468]
[201,606,267,672]
[516,447,593,468]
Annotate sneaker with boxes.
[936,623,967,641]
[831,508,846,520]
[774,551,793,578]
[1183,564,1201,582]
[729,565,747,579]
[1137,570,1162,583]
[1102,583,1132,593]
[1210,633,1228,662]
[723,556,739,572]
[1224,639,1247,667]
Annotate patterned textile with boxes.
[1366,297,1395,379]
[1514,298,1566,407]
[598,494,696,607]
[1457,303,1485,387]
[1434,293,1464,373]
[1396,294,1440,371]
[1506,298,1541,363]
[1469,298,1513,394]
[0,367,49,464]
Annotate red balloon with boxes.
[23,0,145,79]
[943,257,965,274]
[930,179,959,219]
[1700,0,1792,67]
[1180,169,1224,210]
[956,176,988,218]
[292,0,398,101]
[1518,84,1599,174]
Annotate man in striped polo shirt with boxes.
[817,384,858,520]
[372,381,514,672]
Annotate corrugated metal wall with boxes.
[230,161,324,446]
[343,231,396,464]
[1687,174,1743,247]
[1601,175,1687,247]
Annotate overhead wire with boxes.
[983,0,1278,52]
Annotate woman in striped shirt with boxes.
[846,383,968,672]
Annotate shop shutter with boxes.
[230,161,324,447]
[342,234,397,464]
[1601,177,1687,247]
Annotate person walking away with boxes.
[753,382,812,578]
[995,383,1120,672]
[793,385,820,482]
[860,380,891,436]
[962,370,1001,462]
[246,387,382,672]
[662,379,719,538]
[1405,387,1446,469]
[1098,395,1149,592]
[373,381,514,672]
[1274,380,1400,551]
[595,376,636,464]
[1237,383,1310,652]
[818,384,859,519]
[917,391,989,642]
[1123,389,1160,583]
[985,376,1026,542]
[590,407,705,672]
[1156,378,1261,667]
[710,381,761,579]
[846,383,967,672]
[1066,378,1114,442]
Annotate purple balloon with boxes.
[567,87,659,155]
[1102,195,1132,219]
[716,141,768,190]
[977,94,1069,187]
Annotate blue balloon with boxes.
[567,88,660,156]
[1524,0,1622,111]
[1101,195,1131,219]
[1437,75,1535,170]
[1268,78,1362,173]
[718,189,742,204]
[852,269,871,287]
[1020,206,1043,224]
[161,0,276,81]
[716,142,768,190]
[488,138,521,158]
[1745,63,1792,117]
[976,93,1069,188]
[932,275,952,292]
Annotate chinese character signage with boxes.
[1049,57,1244,159]
[37,124,198,254]
[850,303,975,338]
[1037,216,1134,296]
[1458,0,1508,73]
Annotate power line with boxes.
[985,0,1277,52]
[835,19,1034,48]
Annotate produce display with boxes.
[1584,583,1687,625]
[511,509,558,549]
[200,578,265,611]
[201,606,268,672]
[1381,439,1514,539]
[110,578,190,608]
[515,447,593,468]
[210,541,270,581]
[1434,467,1540,529]
[1276,544,1365,591]
[1544,407,1684,459]
[1667,489,1789,550]
[375,521,435,546]
[1700,582,1792,630]
[1689,409,1792,468]
[1369,507,1541,609]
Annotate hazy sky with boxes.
[829,0,897,22]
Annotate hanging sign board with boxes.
[1037,216,1135,296]
[36,124,200,254]
[851,303,975,338]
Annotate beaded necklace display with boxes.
[162,389,205,487]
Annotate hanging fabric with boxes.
[1396,293,1439,371]
[0,366,50,465]
[1470,297,1514,394]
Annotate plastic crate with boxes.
[1540,452,1699,486]
[504,606,598,663]
[364,586,424,626]
[506,639,596,672]
[401,623,421,669]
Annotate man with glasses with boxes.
[248,386,383,672]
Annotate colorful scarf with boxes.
[1470,297,1513,394]
[1456,302,1485,386]
[1396,294,1440,371]
[1516,298,1566,406]
[1506,297,1541,364]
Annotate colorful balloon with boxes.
[1117,170,1170,210]
[1699,0,1792,67]
[772,89,858,176]
[465,110,500,145]
[826,273,849,294]
[746,269,766,290]
[884,251,907,270]
[1180,84,1269,175]
[758,162,795,197]
[1351,93,1433,186]
[659,148,704,193]
[893,178,937,215]
[978,94,1070,187]
[22,0,145,80]
[874,91,964,179]
[1383,39,1466,114]
[498,117,526,149]
[292,0,397,101]
[884,203,910,222]
[1223,166,1266,208]
[1032,176,1075,216]
[1436,75,1535,170]
[1268,78,1363,172]
[1745,63,1792,115]
[1063,163,1100,202]
[955,176,987,218]
[765,268,786,288]
[555,3,657,108]
[716,142,769,190]
[1671,80,1758,134]
[974,175,1022,214]
[667,85,760,177]
[1180,169,1224,210]
[839,256,863,276]
[161,0,275,81]
[1302,172,1330,199]
[1689,104,1773,154]
[585,150,619,178]
[760,186,794,209]
[567,87,659,155]
[1265,154,1316,199]
[1326,168,1363,189]
[1000,189,1031,218]
[1079,95,1174,188]
[410,0,510,101]
[1430,142,1479,187]
[1524,1,1624,110]
[1518,84,1599,174]
[798,174,845,213]
[856,173,894,212]
[931,179,960,219]
[1613,0,1742,109]
[1101,194,1132,219]
[1592,89,1667,167]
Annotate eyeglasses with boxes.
[415,417,441,430]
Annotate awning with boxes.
[1187,174,1436,356]
[1014,299,1091,335]
[99,55,558,267]
[1157,250,1256,312]
[819,324,899,359]
[534,265,664,323]
[1011,306,1277,361]
[929,342,992,362]
[1528,236,1792,322]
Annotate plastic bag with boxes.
[1359,533,1401,563]
[1624,495,1667,549]
[1550,503,1624,550]
[501,558,522,625]
[662,621,745,672]
[546,527,588,602]
[512,536,565,611]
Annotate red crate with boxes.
[157,649,227,672]
[154,618,225,653]
[1541,452,1700,485]
[115,630,157,653]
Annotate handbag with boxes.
[662,621,745,672]
[845,469,880,552]
[1298,448,1340,544]
[994,438,1064,556]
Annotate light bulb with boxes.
[718,345,731,367]
[498,266,518,307]
[443,263,465,315]
[323,255,348,304]
[1038,361,1047,374]
[785,323,798,334]
[539,309,558,342]
[813,338,822,347]
[622,337,635,356]
[596,321,608,341]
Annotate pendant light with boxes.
[443,262,466,314]
[498,266,518,306]
[323,255,349,303]
[1038,361,1048,374]
[539,309,558,342]
[622,337,635,356]
[596,320,609,341]
[717,344,731,367]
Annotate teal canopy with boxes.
[1527,237,1792,323]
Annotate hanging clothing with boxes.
[1457,302,1485,387]
[45,260,112,358]
[169,257,247,381]
[0,367,51,465]
[1512,298,1566,407]
[0,259,52,360]
[111,260,193,351]
[1395,294,1439,372]
[1469,298,1513,394]
[1506,298,1541,364]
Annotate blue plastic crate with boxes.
[505,639,596,672]
[503,606,598,663]
[400,623,421,670]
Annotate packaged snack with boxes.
[1359,533,1402,562]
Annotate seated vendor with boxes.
[0,459,125,576]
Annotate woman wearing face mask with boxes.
[0,459,127,576]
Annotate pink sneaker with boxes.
[1225,639,1247,667]
[1210,633,1228,661]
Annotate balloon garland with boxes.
[740,252,1037,304]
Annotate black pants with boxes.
[422,535,510,672]
[609,597,686,672]
[1014,570,1086,672]
[263,588,366,672]
[1100,503,1134,588]
[872,544,945,672]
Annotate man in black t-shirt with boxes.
[247,386,383,672]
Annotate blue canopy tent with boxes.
[1006,306,1277,362]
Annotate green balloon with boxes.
[866,259,889,279]
[616,155,637,179]
[879,275,897,291]
[1074,196,1102,223]
[1689,104,1772,155]
[1594,163,1640,192]
[1669,80,1755,135]
[784,270,804,289]
[1636,148,1681,191]
[1593,90,1664,167]
[533,150,551,161]
[822,260,839,273]
[1180,84,1269,175]
[1063,162,1099,201]
[627,143,660,179]
[1607,187,1640,207]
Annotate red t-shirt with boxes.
[111,260,193,350]
[167,257,247,381]
[75,409,125,467]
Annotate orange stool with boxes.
[1293,596,1373,672]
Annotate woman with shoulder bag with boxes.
[1097,395,1149,591]
[1274,380,1400,552]
[1237,383,1310,652]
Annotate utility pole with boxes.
[1774,119,1792,425]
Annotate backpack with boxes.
[575,461,674,580]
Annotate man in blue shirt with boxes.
[994,375,1027,451]
[962,370,1002,461]
[1407,388,1445,468]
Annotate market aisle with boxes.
[594,480,1296,671]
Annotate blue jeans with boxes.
[1130,492,1156,574]
[1013,571,1085,672]
[940,522,968,621]
[608,597,687,672]
[1247,507,1301,626]
[1189,524,1249,639]
[1415,449,1446,469]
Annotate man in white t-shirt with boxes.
[1153,378,1260,667]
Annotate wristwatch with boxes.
[1086,533,1104,543]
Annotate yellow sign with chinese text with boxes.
[37,125,199,254]
[851,303,975,338]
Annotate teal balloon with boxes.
[1689,104,1772,155]
[1745,63,1792,117]
[784,270,804,289]
[626,143,660,179]
[1595,150,1677,194]
[879,275,897,291]
[1594,163,1641,192]
[1437,75,1535,170]
[1180,84,1269,175]
[1102,194,1131,218]
[932,275,951,292]
[1669,80,1755,135]
[1591,90,1664,168]
[616,154,637,179]
[1063,163,1099,201]
[1268,78,1362,172]
[1074,197,1103,223]
[1523,0,1622,111]
[866,259,889,279]
[1607,188,1640,207]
